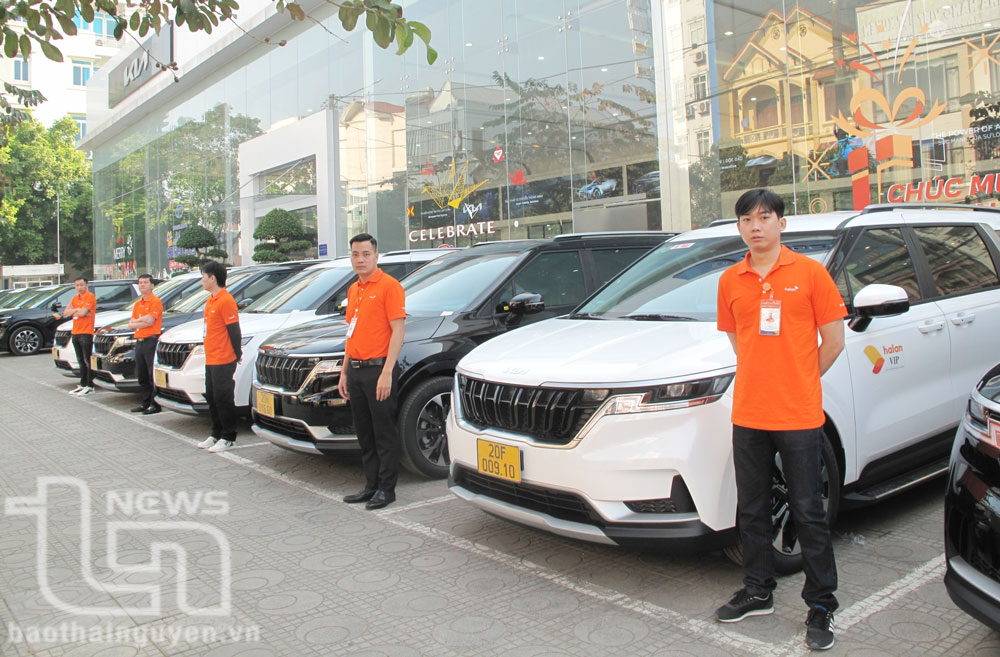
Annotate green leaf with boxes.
[138,15,149,36]
[129,10,140,30]
[409,20,431,45]
[18,34,30,56]
[341,6,360,31]
[365,8,377,31]
[275,0,285,14]
[113,20,124,39]
[425,45,437,65]
[39,39,64,62]
[373,15,392,48]
[3,30,17,58]
[56,13,77,36]
[80,2,94,23]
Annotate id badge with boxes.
[346,316,357,338]
[760,299,781,336]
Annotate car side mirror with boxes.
[849,284,909,332]
[50,301,60,312]
[237,298,254,309]
[497,292,545,316]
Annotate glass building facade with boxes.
[88,0,1000,277]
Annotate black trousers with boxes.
[347,364,401,492]
[205,361,238,441]
[134,337,159,408]
[732,425,838,611]
[71,334,93,387]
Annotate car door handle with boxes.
[949,312,976,326]
[917,320,945,334]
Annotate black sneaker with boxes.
[715,588,774,622]
[805,606,835,650]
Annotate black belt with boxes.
[350,357,386,369]
[136,336,159,342]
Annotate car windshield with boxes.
[169,271,253,313]
[574,234,835,321]
[245,265,354,313]
[2,288,46,308]
[27,288,69,309]
[403,251,523,314]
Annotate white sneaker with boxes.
[77,386,94,396]
[196,436,218,449]
[208,440,235,453]
[69,386,84,395]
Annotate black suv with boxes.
[250,232,674,478]
[90,261,316,392]
[0,280,144,356]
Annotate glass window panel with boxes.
[842,228,921,305]
[914,225,1000,297]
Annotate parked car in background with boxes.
[152,251,445,415]
[0,287,56,312]
[52,272,205,378]
[577,178,618,200]
[251,232,674,478]
[1,279,145,356]
[78,260,312,394]
[447,205,1000,572]
[630,170,660,196]
[945,361,1000,631]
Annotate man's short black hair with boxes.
[350,233,377,249]
[74,276,88,283]
[734,188,785,219]
[138,273,154,284]
[201,261,227,287]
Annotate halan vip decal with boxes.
[864,344,903,374]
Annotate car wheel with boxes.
[592,188,604,198]
[8,325,43,356]
[399,376,453,479]
[723,431,841,575]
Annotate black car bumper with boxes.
[92,352,142,392]
[944,422,1000,631]
[250,388,359,456]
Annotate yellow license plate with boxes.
[90,355,99,370]
[477,439,521,483]
[52,347,58,359]
[154,368,167,388]
[256,390,275,418]
[989,418,1000,450]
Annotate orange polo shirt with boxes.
[69,291,97,335]
[132,294,163,339]
[203,289,240,365]
[717,246,846,431]
[344,268,406,360]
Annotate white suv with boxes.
[152,249,452,415]
[448,205,1000,570]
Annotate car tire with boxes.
[593,188,604,198]
[723,431,841,575]
[8,325,43,356]
[399,376,453,479]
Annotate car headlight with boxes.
[190,344,205,356]
[312,359,343,374]
[113,336,136,350]
[603,373,735,415]
[969,397,987,424]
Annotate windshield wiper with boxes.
[567,312,611,320]
[623,313,697,321]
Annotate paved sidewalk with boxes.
[1,353,997,656]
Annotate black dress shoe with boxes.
[365,490,396,510]
[142,405,162,415]
[343,488,377,504]
[130,406,147,413]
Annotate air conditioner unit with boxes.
[95,38,104,46]
[686,105,696,119]
[694,50,706,64]
[698,101,710,114]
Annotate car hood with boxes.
[457,317,735,387]
[259,313,446,356]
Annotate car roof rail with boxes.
[860,203,1000,215]
[708,218,738,226]
[552,230,677,240]
[382,248,458,256]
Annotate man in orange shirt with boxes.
[128,273,164,415]
[715,189,846,651]
[195,261,242,454]
[62,276,98,396]
[337,233,406,510]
